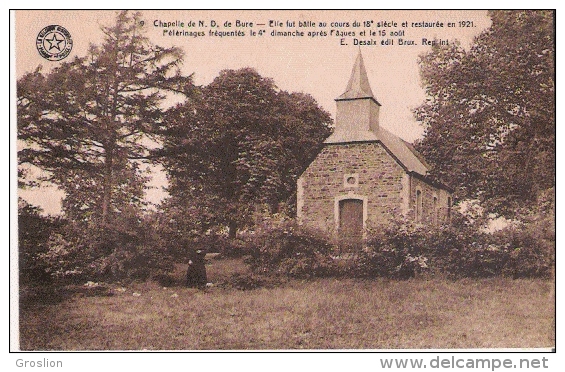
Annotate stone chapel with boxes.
[297,51,452,242]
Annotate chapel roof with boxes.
[324,126,430,176]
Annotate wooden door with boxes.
[339,199,363,247]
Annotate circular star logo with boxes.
[36,25,73,61]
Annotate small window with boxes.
[447,197,452,223]
[415,189,422,222]
[343,173,359,188]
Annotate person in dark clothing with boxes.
[185,249,207,288]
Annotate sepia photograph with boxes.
[11,9,555,354]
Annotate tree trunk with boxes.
[101,149,113,224]
[228,220,237,240]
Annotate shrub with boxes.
[246,221,338,279]
[359,221,438,279]
[238,214,553,281]
[354,247,427,279]
[498,226,554,278]
[363,220,512,279]
[414,223,507,279]
[41,216,175,284]
[40,230,95,283]
[209,236,250,258]
[359,217,553,280]
[18,199,63,285]
[92,242,174,282]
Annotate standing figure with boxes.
[185,249,207,288]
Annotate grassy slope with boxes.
[19,259,555,350]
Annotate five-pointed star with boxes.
[46,33,64,51]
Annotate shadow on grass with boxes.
[20,284,114,309]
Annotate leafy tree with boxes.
[158,68,332,239]
[17,11,192,225]
[414,10,554,218]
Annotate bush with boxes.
[40,230,95,283]
[215,215,554,281]
[92,242,174,282]
[41,215,175,284]
[498,226,554,279]
[246,221,338,279]
[410,223,507,279]
[18,199,63,285]
[358,217,553,280]
[203,236,250,258]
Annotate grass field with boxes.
[19,258,555,350]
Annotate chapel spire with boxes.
[336,49,379,103]
[325,50,382,143]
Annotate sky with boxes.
[14,10,492,214]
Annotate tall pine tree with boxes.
[18,11,192,225]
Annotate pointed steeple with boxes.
[336,50,378,103]
[325,50,382,144]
